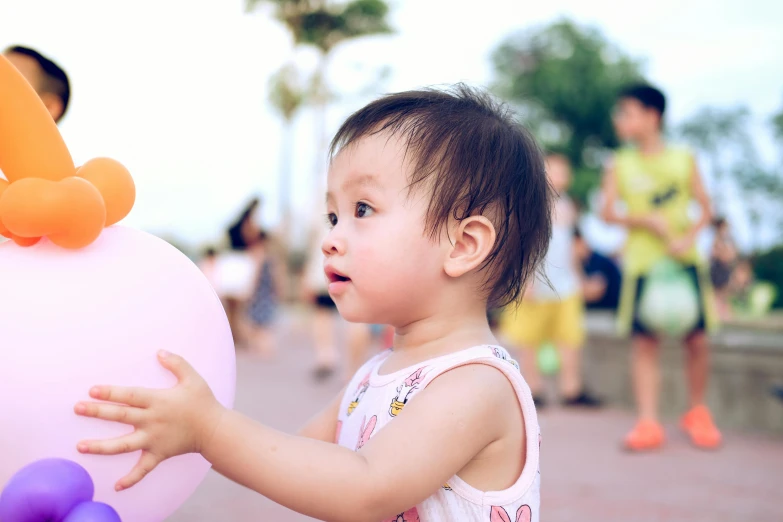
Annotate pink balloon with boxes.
[0,227,236,522]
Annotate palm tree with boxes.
[268,63,307,241]
[246,0,393,192]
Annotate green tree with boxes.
[677,106,754,215]
[678,105,783,250]
[772,102,783,175]
[772,105,783,144]
[492,19,645,205]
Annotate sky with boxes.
[1,0,782,252]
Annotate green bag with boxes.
[637,258,701,337]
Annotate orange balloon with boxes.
[0,55,75,182]
[0,177,106,249]
[10,234,41,247]
[0,178,9,238]
[0,54,135,249]
[76,158,136,226]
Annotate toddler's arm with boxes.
[75,352,513,522]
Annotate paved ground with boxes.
[169,313,783,522]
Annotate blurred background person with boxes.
[773,385,783,404]
[198,246,219,290]
[245,230,283,358]
[301,224,341,380]
[727,257,754,309]
[3,45,70,123]
[601,83,720,452]
[215,197,263,346]
[573,226,622,311]
[499,154,602,409]
[710,217,738,320]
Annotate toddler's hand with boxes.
[74,350,226,491]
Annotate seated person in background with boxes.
[709,217,738,320]
[573,227,622,311]
[773,386,783,403]
[728,257,754,308]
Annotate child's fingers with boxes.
[157,350,196,382]
[89,385,151,407]
[74,401,145,425]
[116,451,161,491]
[77,431,146,456]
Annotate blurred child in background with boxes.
[500,154,602,409]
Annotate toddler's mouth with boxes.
[325,267,351,283]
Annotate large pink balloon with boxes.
[0,226,236,521]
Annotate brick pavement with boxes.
[168,314,783,522]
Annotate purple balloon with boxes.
[63,502,122,522]
[0,458,94,522]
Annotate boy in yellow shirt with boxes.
[600,84,720,451]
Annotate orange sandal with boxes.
[623,419,665,452]
[681,405,722,450]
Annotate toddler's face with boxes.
[322,132,446,325]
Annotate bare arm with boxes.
[76,355,512,522]
[203,365,508,521]
[667,157,714,256]
[683,157,713,239]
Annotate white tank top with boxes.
[336,345,541,522]
[533,195,579,300]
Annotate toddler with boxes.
[75,85,552,522]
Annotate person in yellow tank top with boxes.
[600,84,721,452]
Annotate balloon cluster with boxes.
[0,459,121,522]
[0,52,236,521]
[0,56,135,249]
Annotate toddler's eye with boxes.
[355,202,374,218]
[326,213,338,228]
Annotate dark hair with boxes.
[227,197,261,250]
[573,226,583,239]
[329,84,553,307]
[712,216,727,229]
[6,45,71,122]
[203,247,217,257]
[618,83,666,120]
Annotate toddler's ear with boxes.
[443,216,496,279]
